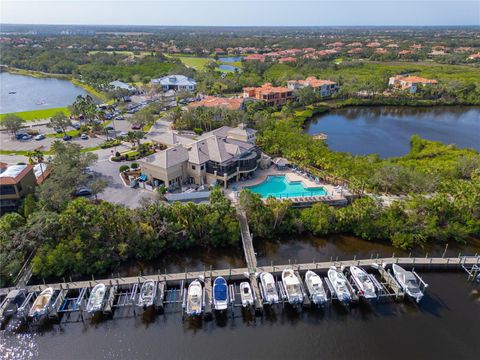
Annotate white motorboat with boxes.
[392,264,424,303]
[137,280,156,308]
[327,268,351,304]
[349,266,377,300]
[29,288,54,318]
[86,284,106,313]
[281,267,304,305]
[304,270,327,305]
[259,272,279,304]
[239,282,254,307]
[213,277,228,311]
[186,280,203,316]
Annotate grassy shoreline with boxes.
[0,107,71,122]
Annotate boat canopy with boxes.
[214,278,228,301]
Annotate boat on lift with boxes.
[327,268,351,305]
[259,272,279,304]
[86,284,106,313]
[0,289,27,329]
[281,267,304,305]
[29,288,54,318]
[186,280,203,316]
[213,277,228,311]
[349,266,377,300]
[137,280,156,308]
[239,282,254,307]
[304,270,328,305]
[392,264,424,303]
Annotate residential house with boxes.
[388,75,438,94]
[0,163,37,214]
[150,75,197,92]
[278,57,296,64]
[109,80,137,93]
[188,96,245,111]
[287,76,339,97]
[139,124,259,189]
[243,83,294,107]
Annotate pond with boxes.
[218,56,241,71]
[0,72,89,114]
[306,106,480,158]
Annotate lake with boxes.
[218,56,241,71]
[306,106,480,158]
[0,72,89,114]
[3,236,478,360]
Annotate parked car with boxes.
[80,133,88,140]
[34,134,45,141]
[131,124,142,130]
[75,188,93,197]
[72,123,81,130]
[15,132,28,140]
[55,128,63,134]
[119,131,128,137]
[21,134,33,140]
[115,116,124,120]
[105,126,114,131]
[63,135,72,141]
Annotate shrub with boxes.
[119,165,129,172]
[131,162,139,169]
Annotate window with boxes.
[192,165,196,170]
[200,165,204,170]
[0,185,16,195]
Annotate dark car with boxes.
[105,126,114,131]
[72,123,81,130]
[131,124,142,130]
[63,135,72,141]
[75,188,93,197]
[15,132,28,140]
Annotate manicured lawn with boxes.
[47,129,81,138]
[0,107,70,122]
[166,54,213,70]
[70,79,109,102]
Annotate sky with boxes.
[1,0,479,27]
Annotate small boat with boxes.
[137,280,156,308]
[392,264,424,303]
[8,91,16,94]
[0,289,27,329]
[186,280,203,316]
[281,267,304,305]
[327,268,351,305]
[239,282,254,307]
[350,266,377,300]
[29,288,54,318]
[213,277,228,311]
[259,272,279,304]
[86,284,106,313]
[304,271,327,305]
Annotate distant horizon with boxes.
[1,1,478,27]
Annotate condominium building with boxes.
[0,163,37,214]
[139,124,259,189]
[243,83,294,107]
[287,76,339,97]
[388,75,438,94]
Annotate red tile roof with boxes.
[188,96,244,111]
[0,164,34,185]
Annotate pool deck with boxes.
[225,168,349,206]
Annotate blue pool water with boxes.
[246,176,327,199]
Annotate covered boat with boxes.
[0,289,27,329]
[137,280,156,308]
[213,277,228,311]
[186,280,203,316]
[392,264,424,303]
[281,267,304,305]
[349,266,377,300]
[304,270,327,305]
[259,272,279,304]
[327,268,351,305]
[86,284,106,313]
[29,288,54,318]
[239,282,254,307]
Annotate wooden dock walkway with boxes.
[1,256,477,297]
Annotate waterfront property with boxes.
[0,163,37,214]
[150,74,197,92]
[108,80,137,93]
[139,123,260,188]
[187,96,245,111]
[243,83,294,107]
[287,76,339,97]
[388,75,438,94]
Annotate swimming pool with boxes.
[246,175,327,199]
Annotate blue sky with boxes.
[1,1,479,26]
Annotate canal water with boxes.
[306,106,480,158]
[0,72,89,114]
[2,236,478,360]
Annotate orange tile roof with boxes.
[188,96,243,111]
[399,76,438,84]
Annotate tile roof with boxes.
[188,96,244,111]
[0,164,33,185]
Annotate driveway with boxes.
[91,148,156,208]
